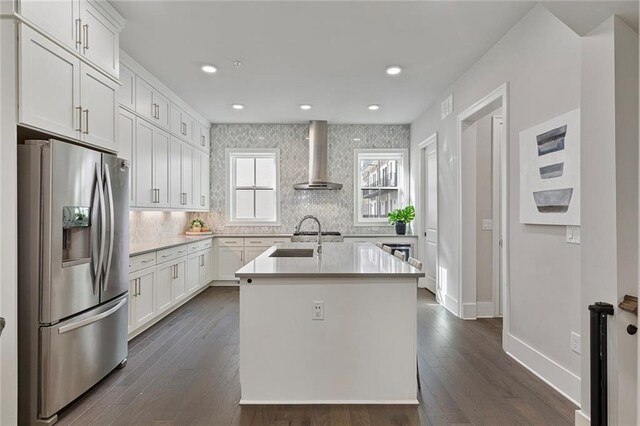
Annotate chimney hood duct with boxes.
[294,120,343,190]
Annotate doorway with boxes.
[419,134,438,299]
[456,83,509,341]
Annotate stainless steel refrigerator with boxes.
[18,139,130,425]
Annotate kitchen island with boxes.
[235,242,425,405]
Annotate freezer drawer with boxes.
[39,295,128,418]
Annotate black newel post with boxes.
[588,302,614,426]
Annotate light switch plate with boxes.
[570,332,581,354]
[482,219,493,231]
[566,226,581,244]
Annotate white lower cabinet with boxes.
[216,246,244,281]
[187,252,201,294]
[172,259,187,303]
[200,248,212,287]
[213,237,291,282]
[128,239,212,337]
[155,262,174,315]
[129,266,156,333]
[244,247,265,265]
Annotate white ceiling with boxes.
[112,1,637,125]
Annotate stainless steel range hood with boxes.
[294,120,343,190]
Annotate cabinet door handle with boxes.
[141,258,154,264]
[83,109,89,134]
[76,106,83,132]
[201,195,205,206]
[83,24,89,51]
[241,250,244,263]
[75,19,82,48]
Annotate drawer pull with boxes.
[141,259,154,264]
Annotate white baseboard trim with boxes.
[461,302,477,319]
[505,332,581,406]
[210,280,239,287]
[239,399,419,405]
[442,293,459,316]
[477,301,495,318]
[575,409,590,426]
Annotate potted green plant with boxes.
[189,218,205,232]
[387,205,415,235]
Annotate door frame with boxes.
[456,83,509,340]
[418,133,438,295]
[491,116,503,317]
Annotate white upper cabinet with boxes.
[134,118,154,207]
[79,62,118,151]
[199,152,210,210]
[153,128,170,207]
[169,137,183,208]
[117,108,135,204]
[79,0,120,76]
[19,25,81,141]
[118,63,135,110]
[19,0,123,78]
[199,124,210,151]
[169,103,196,145]
[19,0,79,51]
[136,77,169,129]
[191,151,201,210]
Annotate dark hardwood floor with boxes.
[56,287,576,425]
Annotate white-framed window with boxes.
[354,149,408,226]
[226,148,280,225]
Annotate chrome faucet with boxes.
[294,215,322,255]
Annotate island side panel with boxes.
[239,277,418,404]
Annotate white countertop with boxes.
[129,234,213,256]
[235,242,425,279]
[129,233,417,256]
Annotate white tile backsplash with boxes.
[129,211,189,244]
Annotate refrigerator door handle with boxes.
[102,164,115,292]
[91,163,106,294]
[57,298,126,334]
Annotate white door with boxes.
[492,116,504,316]
[200,249,212,287]
[118,64,135,110]
[79,0,119,77]
[19,0,79,50]
[169,138,183,208]
[423,140,438,296]
[134,119,154,207]
[155,263,174,315]
[199,125,210,151]
[19,25,80,141]
[181,144,193,207]
[192,150,202,210]
[200,153,210,210]
[244,247,265,264]
[187,253,201,293]
[135,77,154,121]
[127,276,136,333]
[153,128,170,207]
[217,247,244,281]
[172,259,187,303]
[130,267,156,330]
[154,92,170,129]
[80,62,117,152]
[117,108,135,204]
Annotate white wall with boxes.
[580,16,638,425]
[410,5,582,403]
[0,12,19,426]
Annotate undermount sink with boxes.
[269,248,315,258]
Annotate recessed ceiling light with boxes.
[201,64,217,74]
[232,103,244,110]
[385,66,402,75]
[299,104,312,110]
[353,138,361,142]
[368,104,380,111]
